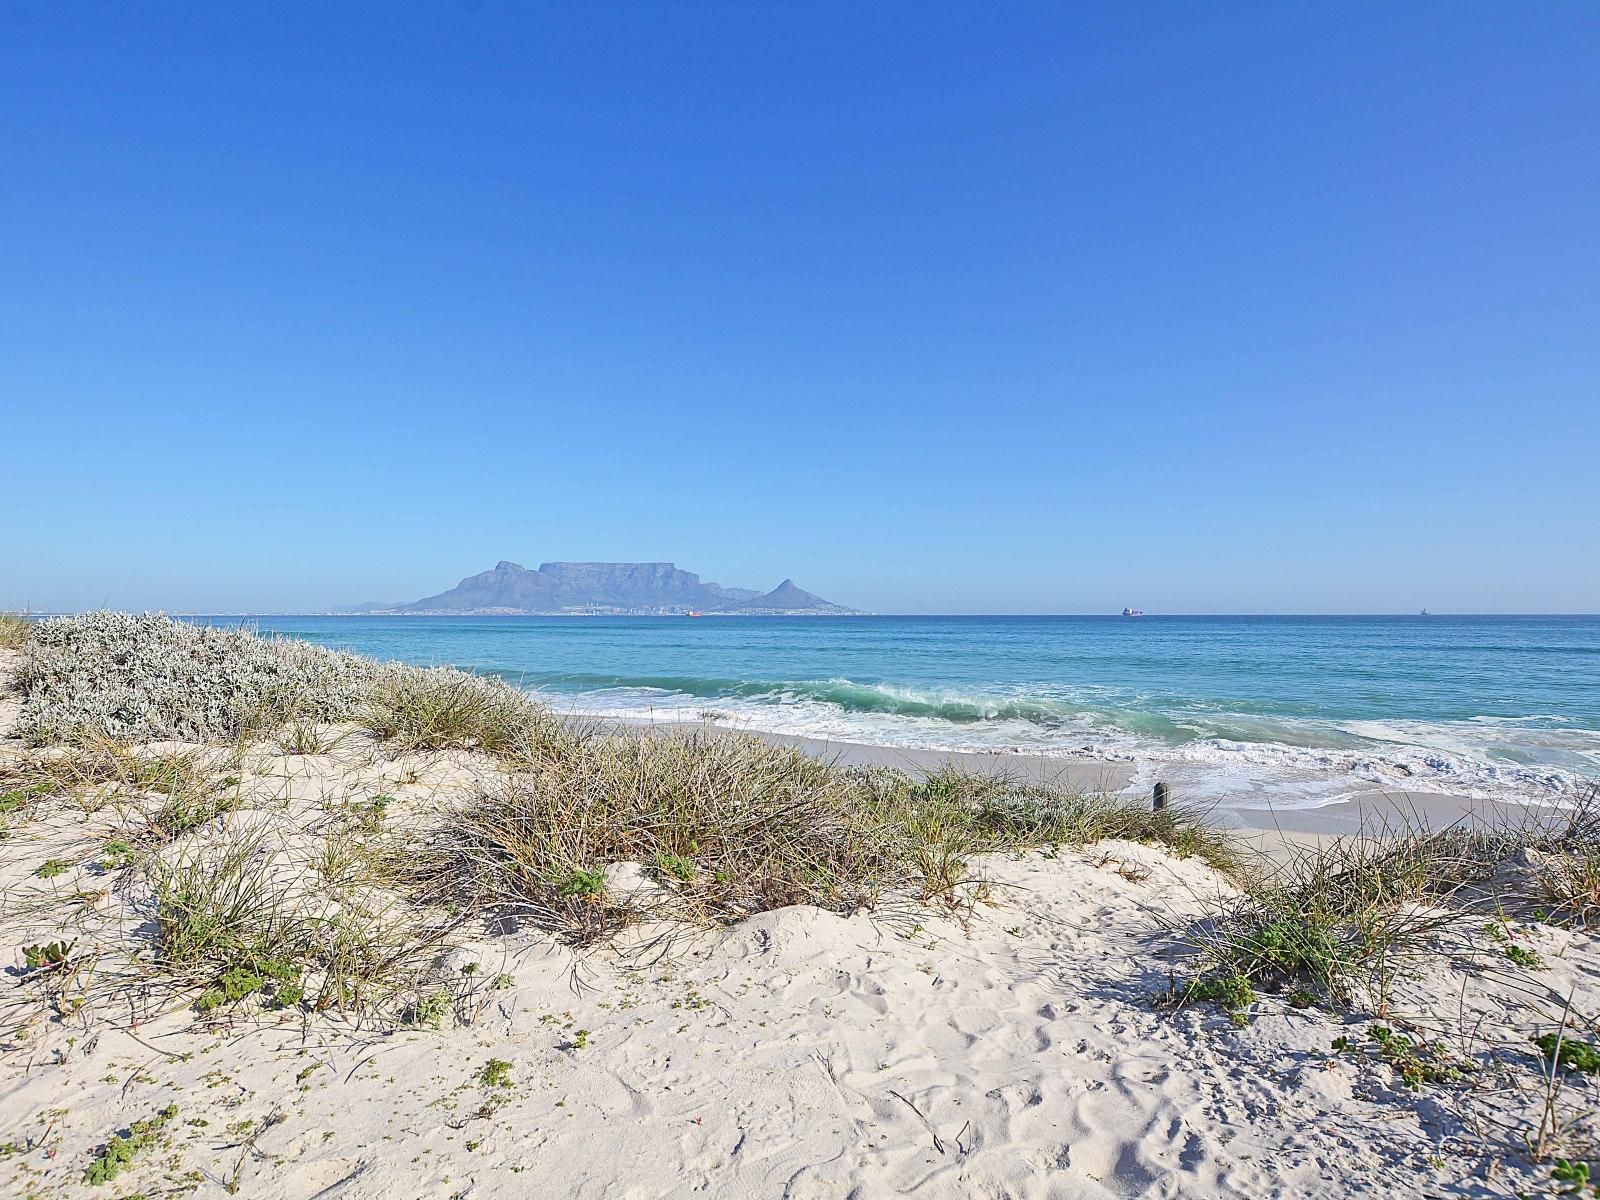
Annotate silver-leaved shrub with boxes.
[15,612,378,744]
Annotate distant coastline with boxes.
[125,611,873,620]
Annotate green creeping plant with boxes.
[22,940,75,970]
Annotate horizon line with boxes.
[11,609,1598,621]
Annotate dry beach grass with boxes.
[3,613,1600,1197]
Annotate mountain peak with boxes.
[720,578,855,614]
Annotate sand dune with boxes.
[3,642,1596,1198]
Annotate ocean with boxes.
[200,614,1599,810]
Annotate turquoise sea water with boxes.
[203,615,1600,809]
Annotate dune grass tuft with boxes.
[884,765,1244,876]
[411,730,905,942]
[412,734,1240,944]
[0,611,31,649]
[1,740,241,833]
[149,823,460,1022]
[1183,788,1600,1009]
[360,665,573,758]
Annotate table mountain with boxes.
[370,561,856,615]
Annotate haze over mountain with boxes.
[352,561,856,615]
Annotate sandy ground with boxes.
[2,649,1595,1198]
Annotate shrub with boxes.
[15,612,376,744]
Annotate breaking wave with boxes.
[530,672,1600,810]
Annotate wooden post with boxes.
[1152,781,1169,812]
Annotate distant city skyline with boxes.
[3,3,1597,615]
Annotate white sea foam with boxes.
[551,684,1599,812]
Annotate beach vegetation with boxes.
[99,838,135,870]
[479,1058,513,1088]
[147,822,457,1023]
[410,733,1239,945]
[83,1104,178,1186]
[1505,942,1545,969]
[1534,1032,1600,1075]
[14,612,376,744]
[359,665,573,757]
[557,868,608,900]
[195,966,273,1013]
[2,743,200,821]
[1192,867,1442,1008]
[1484,917,1546,968]
[886,765,1242,875]
[277,718,351,756]
[409,731,905,943]
[35,857,71,880]
[654,850,697,882]
[1552,1159,1600,1195]
[1184,973,1255,1023]
[408,990,452,1029]
[3,614,1249,1034]
[1538,850,1600,927]
[270,980,306,1009]
[21,940,75,971]
[1331,1025,1472,1090]
[1183,793,1600,1010]
[147,771,243,840]
[0,772,67,817]
[0,611,32,649]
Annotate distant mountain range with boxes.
[342,561,858,616]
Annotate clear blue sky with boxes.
[3,2,1596,614]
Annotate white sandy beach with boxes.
[2,637,1597,1199]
